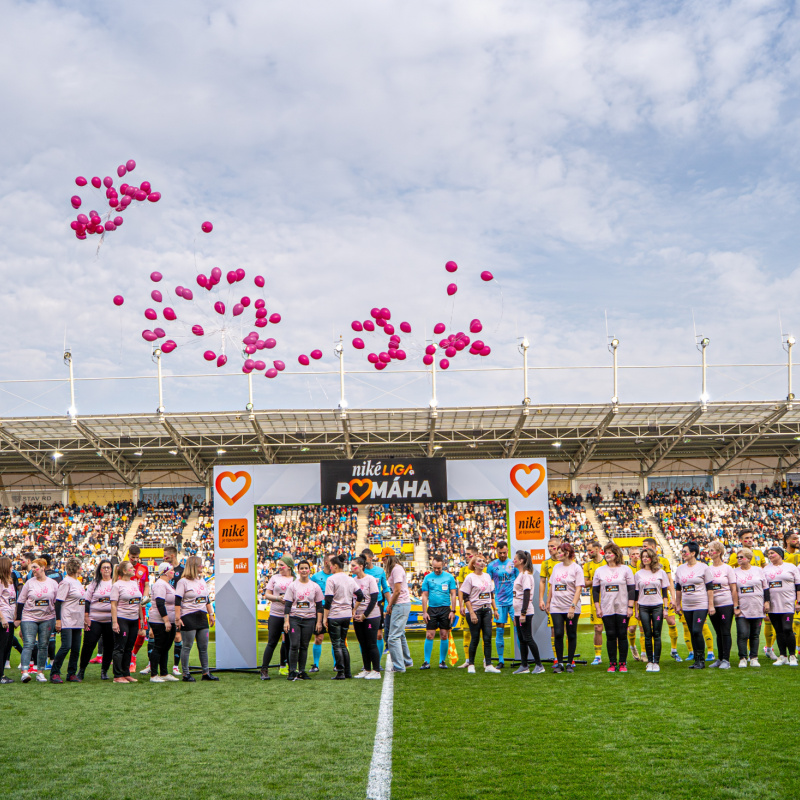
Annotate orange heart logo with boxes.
[349,478,373,503]
[510,463,546,498]
[215,471,252,506]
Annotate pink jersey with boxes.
[708,563,737,607]
[354,574,381,619]
[284,579,323,619]
[460,572,494,609]
[110,579,143,620]
[325,572,360,619]
[56,575,86,628]
[266,574,294,618]
[635,568,669,607]
[85,579,114,623]
[175,577,210,616]
[512,571,536,616]
[0,580,15,625]
[18,577,58,622]
[548,562,585,614]
[762,562,800,614]
[388,564,410,604]
[592,565,635,616]
[734,566,768,618]
[148,579,176,624]
[675,563,713,611]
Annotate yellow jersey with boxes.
[784,552,800,567]
[728,548,766,568]
[540,557,559,581]
[583,557,606,583]
[457,564,472,585]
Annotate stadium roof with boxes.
[2,400,800,486]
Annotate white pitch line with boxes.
[366,655,395,800]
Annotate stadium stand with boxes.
[548,492,594,563]
[593,490,651,539]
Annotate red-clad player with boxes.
[127,545,150,672]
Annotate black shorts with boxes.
[426,606,453,631]
[180,611,209,631]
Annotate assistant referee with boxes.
[420,554,457,670]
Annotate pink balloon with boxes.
[240,296,250,307]
[440,358,450,370]
[298,354,310,366]
[211,267,222,281]
[425,344,436,355]
[481,271,493,282]
[367,353,379,364]
[95,224,105,233]
[265,368,278,379]
[75,177,87,187]
[433,323,446,335]
[256,340,266,350]
[91,177,102,189]
[273,360,285,371]
[232,303,244,317]
[376,318,386,328]
[265,338,277,349]
[439,339,450,349]
[472,340,484,350]
[384,323,395,335]
[255,275,265,288]
[150,271,162,283]
[136,190,147,201]
[480,346,491,356]
[256,308,267,319]
[423,354,434,366]
[269,313,281,324]
[244,358,255,370]
[388,348,398,359]
[138,181,150,194]
[352,338,365,349]
[454,339,467,351]
[196,274,208,288]
[163,307,177,321]
[242,364,253,374]
[255,319,267,328]
[447,283,457,296]
[445,346,457,357]
[147,290,160,303]
[117,165,127,178]
[147,192,161,202]
[182,288,193,300]
[201,221,213,233]
[70,195,81,208]
[204,351,217,362]
[122,196,133,207]
[375,362,386,371]
[470,319,482,333]
[235,268,245,281]
[192,325,204,336]
[445,261,458,273]
[71,221,79,230]
[400,321,411,334]
[396,350,406,360]
[113,295,124,306]
[175,286,185,298]
[243,333,258,344]
[153,327,166,338]
[144,308,157,321]
[214,301,225,315]
[77,213,89,225]
[161,340,177,353]
[379,352,390,363]
[254,360,266,371]
[370,308,381,319]
[310,349,322,360]
[113,216,123,226]
[103,176,113,188]
[142,330,157,342]
[217,355,227,368]
[227,271,237,285]
[255,299,265,309]
[380,308,391,320]
[363,320,375,332]
[102,222,115,233]
[351,321,363,332]
[126,159,136,172]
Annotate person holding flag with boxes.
[487,541,518,669]
[419,554,457,670]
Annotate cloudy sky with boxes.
[1,0,799,416]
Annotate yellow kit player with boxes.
[583,541,606,664]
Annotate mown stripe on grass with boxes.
[367,655,394,800]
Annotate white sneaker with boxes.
[749,658,761,667]
[20,671,30,683]
[645,662,653,672]
[365,671,382,680]
[3,660,9,669]
[773,655,788,666]
[162,674,179,682]
[789,655,798,667]
[353,670,369,679]
[140,665,151,675]
[172,666,181,676]
[467,664,476,674]
[150,676,165,683]
[457,660,470,669]
[765,646,778,661]
[738,658,748,668]
[35,672,47,682]
[484,664,501,673]
[652,663,660,672]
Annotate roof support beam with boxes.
[73,419,139,487]
[569,405,617,479]
[427,410,437,458]
[640,406,705,477]
[503,404,530,459]
[711,406,789,476]
[249,415,276,464]
[0,427,64,486]
[161,417,208,483]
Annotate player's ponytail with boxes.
[515,550,533,574]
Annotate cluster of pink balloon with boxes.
[351,308,411,371]
[70,160,161,240]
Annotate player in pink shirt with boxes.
[15,558,58,683]
[175,556,218,682]
[323,554,365,680]
[511,551,543,674]
[51,558,86,683]
[260,556,296,681]
[763,546,800,666]
[283,560,324,681]
[733,548,769,667]
[675,542,715,670]
[546,542,584,673]
[147,562,179,682]
[0,557,15,684]
[592,543,635,673]
[110,561,144,683]
[706,541,738,669]
[634,548,670,671]
[78,560,115,681]
[460,555,501,674]
[350,557,381,679]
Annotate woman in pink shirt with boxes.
[763,546,800,666]
[675,542,715,670]
[634,548,670,671]
[592,543,635,673]
[350,556,381,679]
[175,556,218,682]
[15,558,58,683]
[0,557,15,684]
[148,562,179,682]
[546,543,584,673]
[323,554,365,680]
[260,556,295,681]
[733,548,769,667]
[460,555,501,674]
[110,561,144,683]
[383,549,413,674]
[511,551,543,674]
[51,558,86,683]
[78,559,114,681]
[706,541,738,669]
[283,559,324,681]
